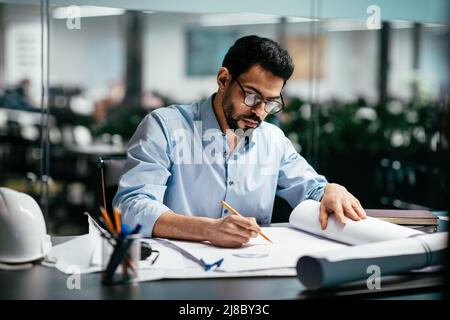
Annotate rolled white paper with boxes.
[296,232,447,289]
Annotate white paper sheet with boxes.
[316,232,447,262]
[139,239,186,270]
[44,214,104,274]
[289,199,423,245]
[44,234,102,274]
[139,267,297,280]
[158,227,347,272]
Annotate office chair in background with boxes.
[97,156,126,217]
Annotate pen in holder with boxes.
[98,206,142,285]
[102,231,141,285]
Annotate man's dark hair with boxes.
[222,35,294,83]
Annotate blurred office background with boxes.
[0,0,449,235]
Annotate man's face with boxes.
[222,65,284,131]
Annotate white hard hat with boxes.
[0,187,52,264]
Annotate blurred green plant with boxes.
[90,92,174,141]
[271,97,443,156]
[91,106,146,141]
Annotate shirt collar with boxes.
[200,94,221,135]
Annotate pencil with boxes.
[100,206,116,236]
[220,200,273,244]
[113,207,122,235]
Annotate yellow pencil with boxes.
[220,200,273,244]
[113,207,122,234]
[100,206,116,235]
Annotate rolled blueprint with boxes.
[296,232,447,290]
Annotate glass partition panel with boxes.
[0,1,49,221]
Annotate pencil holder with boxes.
[101,233,141,285]
[101,235,114,271]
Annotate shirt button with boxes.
[224,209,228,214]
[228,181,234,186]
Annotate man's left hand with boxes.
[319,183,367,230]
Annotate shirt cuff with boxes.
[120,199,172,238]
[307,182,328,202]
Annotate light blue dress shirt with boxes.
[113,94,328,237]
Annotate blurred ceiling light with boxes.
[323,19,446,32]
[53,6,125,19]
[322,20,374,32]
[198,13,318,27]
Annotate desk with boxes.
[0,219,447,300]
[0,248,446,300]
[0,257,445,300]
[0,243,445,300]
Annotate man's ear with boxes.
[217,67,231,92]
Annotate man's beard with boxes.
[222,90,261,131]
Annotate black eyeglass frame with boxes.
[234,78,285,115]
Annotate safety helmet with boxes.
[0,187,52,263]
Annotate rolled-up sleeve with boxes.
[276,135,328,208]
[112,112,173,237]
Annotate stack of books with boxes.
[365,209,438,233]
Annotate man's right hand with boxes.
[207,215,260,248]
[153,211,261,248]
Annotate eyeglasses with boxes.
[235,78,285,115]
